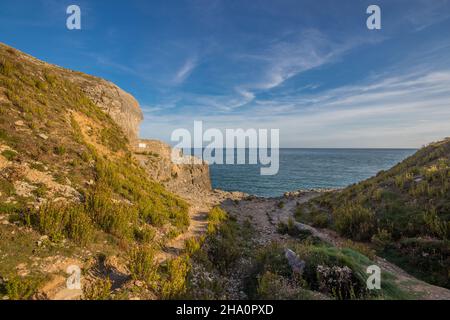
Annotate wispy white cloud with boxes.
[253,30,346,90]
[402,0,450,31]
[173,57,198,85]
[141,68,450,148]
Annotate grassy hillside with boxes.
[296,139,450,288]
[0,44,189,299]
[185,206,415,300]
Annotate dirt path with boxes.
[156,190,246,263]
[222,192,450,300]
[156,204,210,263]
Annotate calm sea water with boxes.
[209,149,416,197]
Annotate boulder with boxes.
[284,249,305,275]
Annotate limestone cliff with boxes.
[7,43,143,143]
[71,76,143,144]
[134,139,212,194]
[0,42,211,201]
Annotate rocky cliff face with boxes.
[134,139,212,194]
[11,43,143,143]
[71,76,143,143]
[65,67,211,193]
[1,42,211,196]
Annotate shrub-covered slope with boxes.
[297,139,450,288]
[0,43,189,298]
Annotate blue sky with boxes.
[1,0,450,147]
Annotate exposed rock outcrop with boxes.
[134,139,212,193]
[72,77,143,143]
[285,249,305,275]
[1,43,206,194]
[1,43,143,143]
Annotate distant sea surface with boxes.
[209,148,416,197]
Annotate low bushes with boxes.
[207,206,227,234]
[207,220,241,273]
[128,246,159,286]
[85,185,139,240]
[0,59,14,76]
[247,243,375,300]
[256,271,312,300]
[184,237,202,255]
[334,204,376,241]
[94,156,189,234]
[83,278,112,300]
[277,218,313,239]
[0,275,42,300]
[423,208,449,240]
[161,256,191,299]
[342,240,376,260]
[1,149,18,161]
[383,238,450,289]
[22,203,94,245]
[300,139,450,289]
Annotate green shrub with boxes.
[0,59,14,76]
[128,246,159,286]
[65,206,95,245]
[342,240,376,260]
[334,204,376,241]
[207,207,227,234]
[184,237,201,255]
[423,208,449,240]
[2,275,40,300]
[53,145,66,155]
[277,218,314,240]
[371,229,392,250]
[133,226,156,244]
[251,243,292,277]
[83,278,112,300]
[0,178,15,197]
[22,202,94,245]
[311,212,329,228]
[94,156,189,234]
[30,162,46,172]
[32,183,48,198]
[44,72,57,86]
[34,79,48,91]
[244,243,293,299]
[99,127,128,152]
[384,238,450,289]
[256,271,312,300]
[0,202,23,215]
[85,185,138,240]
[1,149,18,161]
[161,256,191,299]
[294,245,368,299]
[207,221,240,273]
[294,206,304,220]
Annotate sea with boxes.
[208,148,416,197]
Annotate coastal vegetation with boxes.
[186,206,412,300]
[296,138,450,288]
[1,42,448,300]
[0,43,189,299]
